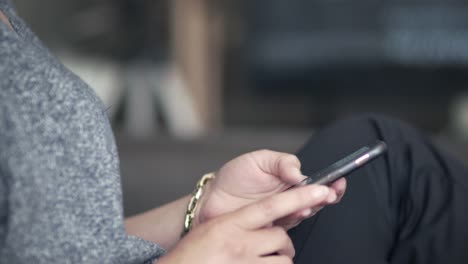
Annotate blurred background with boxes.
[11,0,468,215]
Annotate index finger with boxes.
[329,178,347,203]
[231,184,330,230]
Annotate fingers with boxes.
[274,153,305,185]
[273,206,323,230]
[274,179,347,229]
[252,227,295,258]
[252,150,305,185]
[232,184,330,229]
[329,178,347,204]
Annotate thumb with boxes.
[253,150,306,185]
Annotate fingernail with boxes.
[301,209,312,217]
[336,190,343,198]
[312,186,329,198]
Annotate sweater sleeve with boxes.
[0,23,165,263]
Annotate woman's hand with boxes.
[196,150,347,230]
[159,184,331,264]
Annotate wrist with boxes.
[181,172,215,237]
[192,179,213,228]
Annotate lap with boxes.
[289,115,468,263]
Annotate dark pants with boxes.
[289,115,468,264]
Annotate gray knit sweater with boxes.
[0,1,164,263]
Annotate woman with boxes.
[1,1,467,263]
[0,1,342,263]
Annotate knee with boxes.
[322,113,418,144]
[298,113,419,165]
[331,114,409,136]
[297,114,391,169]
[310,113,403,145]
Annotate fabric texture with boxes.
[289,115,468,263]
[0,1,164,263]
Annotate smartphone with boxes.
[297,141,387,186]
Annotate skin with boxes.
[0,10,13,31]
[1,8,345,262]
[125,150,347,263]
[159,184,334,264]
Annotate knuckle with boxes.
[287,237,295,257]
[272,227,295,257]
[283,154,301,166]
[277,154,303,183]
[272,226,288,238]
[281,232,293,247]
[227,241,248,257]
[257,199,277,219]
[255,149,273,156]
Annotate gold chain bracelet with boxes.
[181,172,215,237]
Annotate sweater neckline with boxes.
[0,4,21,37]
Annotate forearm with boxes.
[125,195,190,250]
